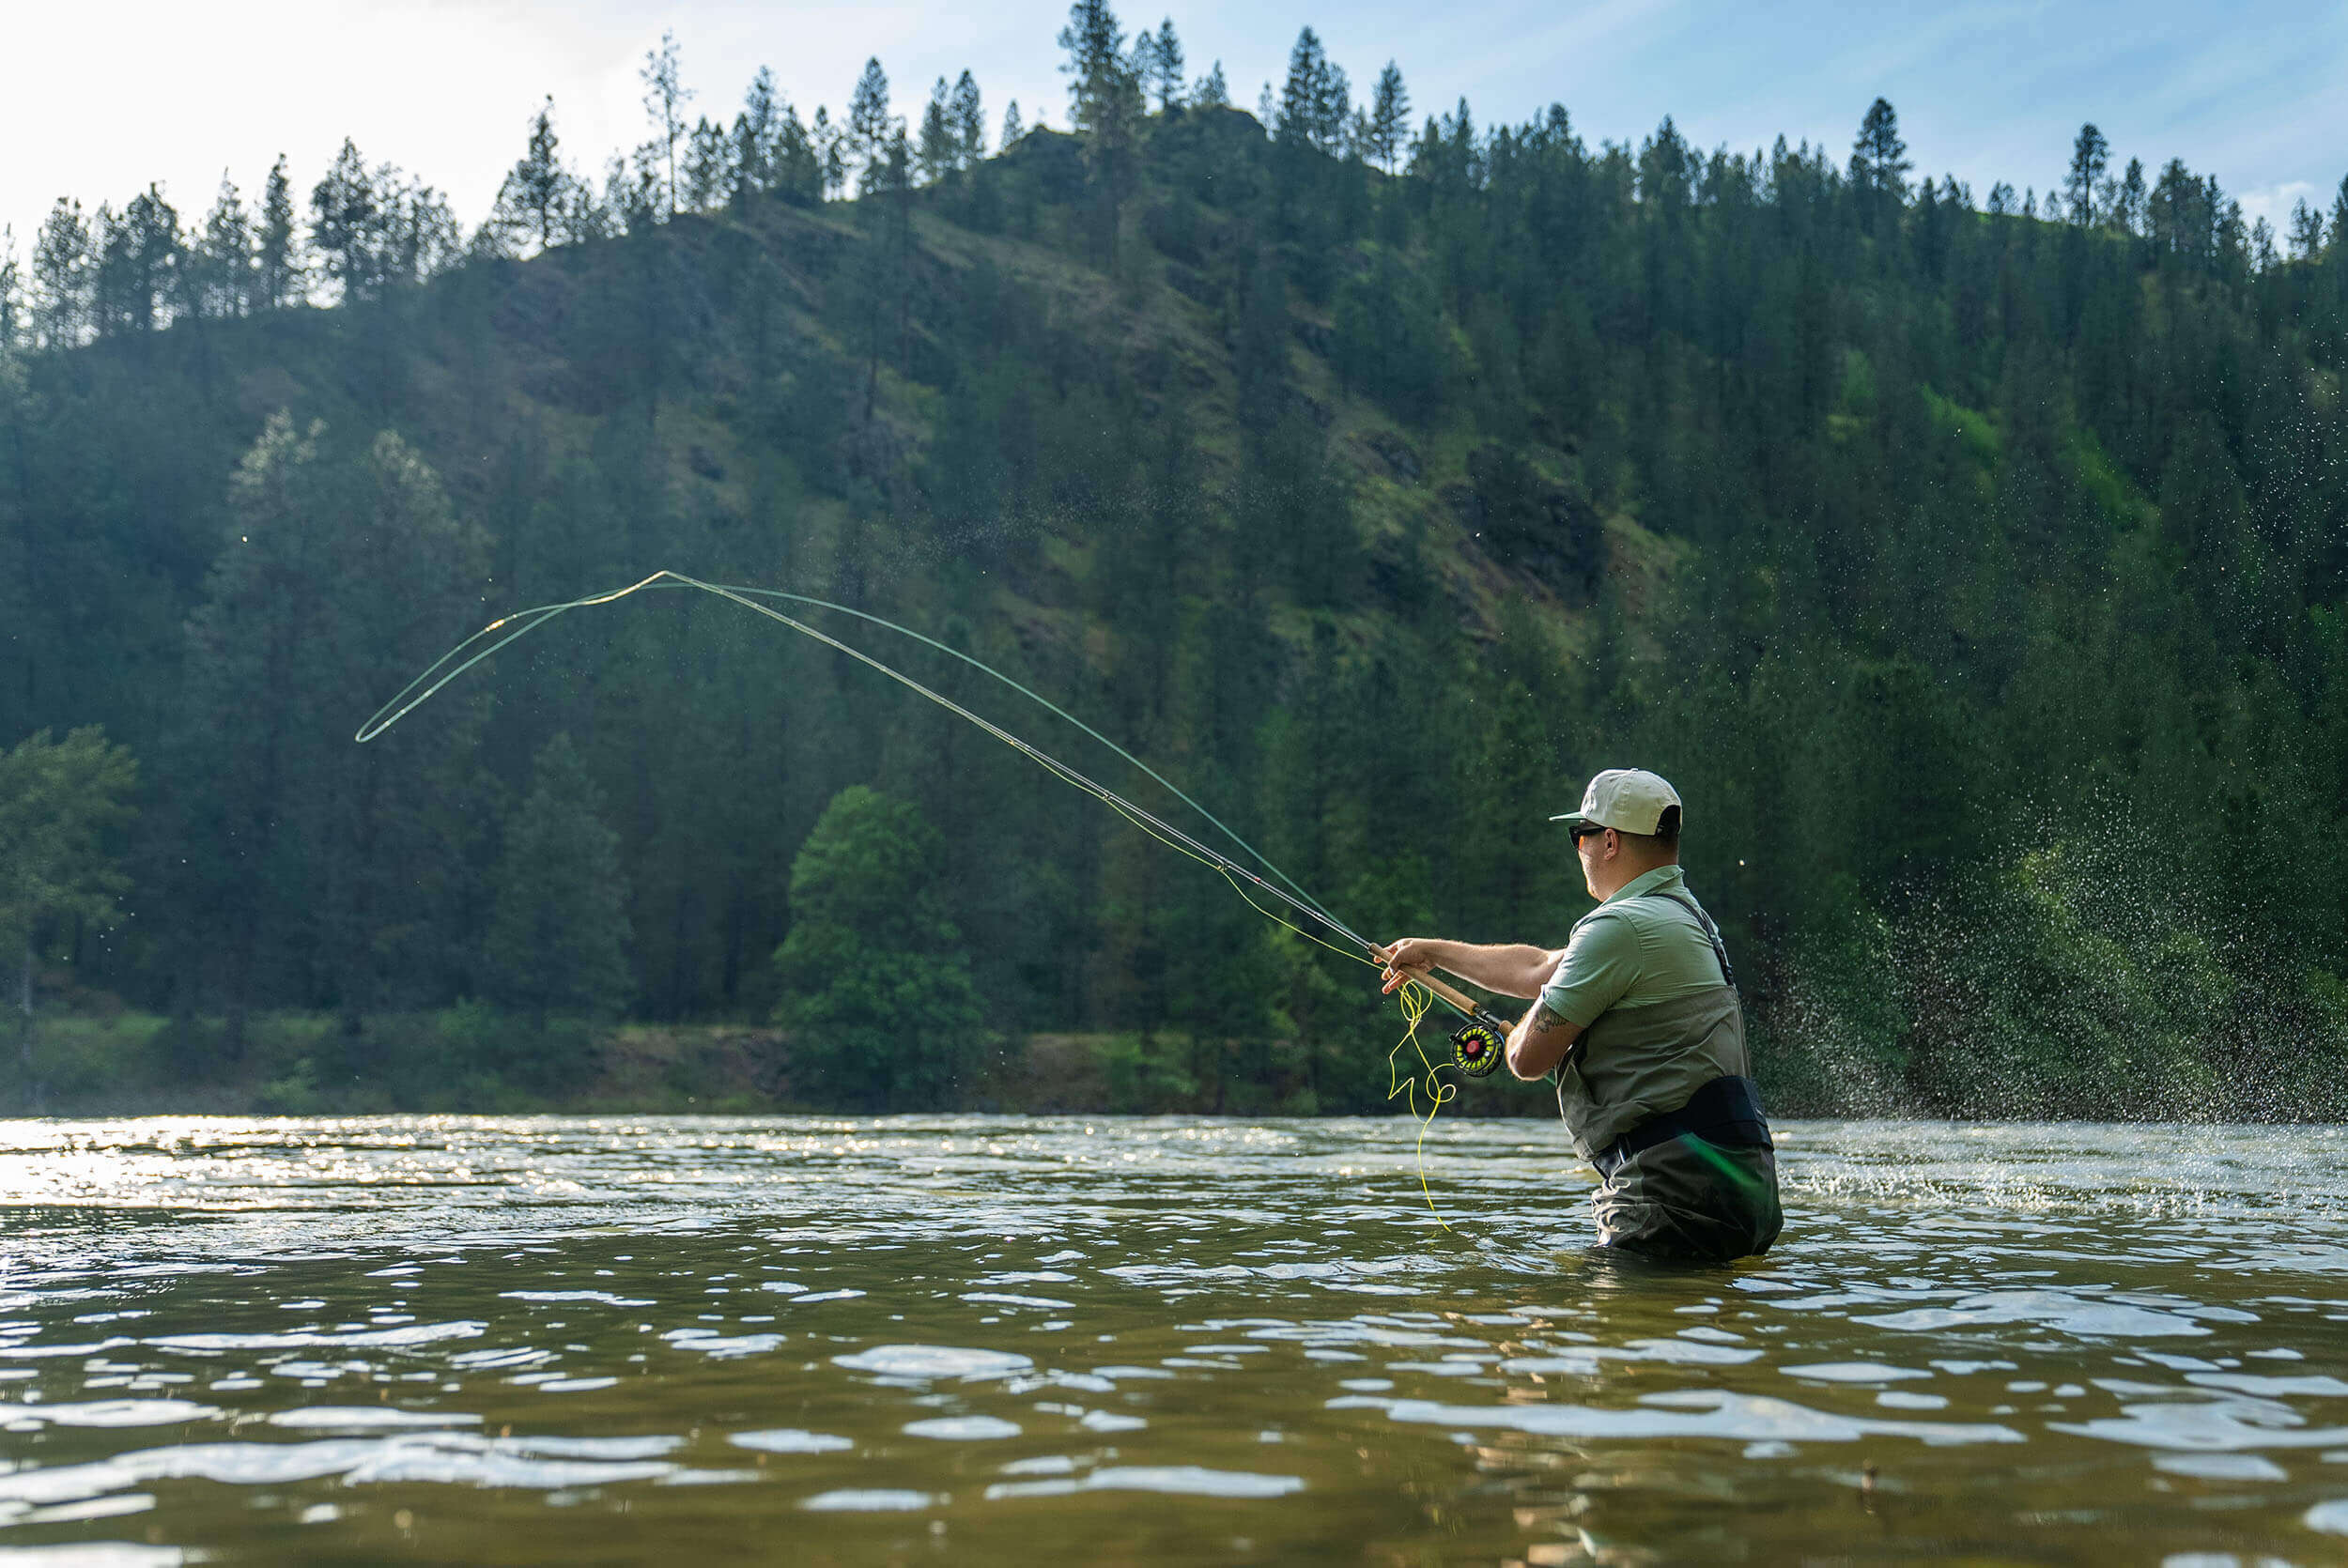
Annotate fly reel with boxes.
[1449,1018,1506,1078]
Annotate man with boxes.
[1382,768,1781,1261]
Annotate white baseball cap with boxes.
[1551,769,1682,834]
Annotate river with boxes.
[0,1115,2341,1564]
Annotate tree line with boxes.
[5,3,2348,1120]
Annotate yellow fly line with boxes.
[361,569,1495,1225]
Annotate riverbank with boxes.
[19,1000,2340,1122]
[7,1009,1561,1119]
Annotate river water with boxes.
[0,1115,2343,1565]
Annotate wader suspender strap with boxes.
[1649,890,1737,992]
[1552,888,1737,1090]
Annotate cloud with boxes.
[2235,180,2318,238]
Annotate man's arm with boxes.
[1506,998,1582,1081]
[1378,938,1564,1000]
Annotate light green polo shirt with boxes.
[1537,864,1729,1028]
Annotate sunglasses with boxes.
[1568,823,1607,844]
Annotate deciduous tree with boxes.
[0,727,136,1108]
[770,786,984,1111]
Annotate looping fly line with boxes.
[360,569,1495,1224]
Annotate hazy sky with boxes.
[5,0,2342,264]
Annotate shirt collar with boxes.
[1601,863,1686,905]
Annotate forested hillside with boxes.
[6,10,2348,1119]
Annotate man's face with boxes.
[1572,825,1606,896]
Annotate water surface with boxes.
[1,1115,2343,1564]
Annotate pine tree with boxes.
[310,139,384,301]
[2114,157,2147,235]
[2216,191,2248,280]
[29,198,91,350]
[640,28,693,220]
[1058,0,1143,269]
[811,106,847,199]
[1367,62,1410,172]
[314,431,487,1025]
[193,174,251,318]
[178,414,332,1044]
[2250,215,2278,272]
[0,227,19,351]
[487,735,632,1028]
[1001,100,1024,145]
[770,786,983,1111]
[949,71,985,167]
[918,78,957,184]
[684,115,732,209]
[771,101,821,206]
[1194,61,1228,110]
[2288,199,2325,261]
[176,417,488,1044]
[513,100,578,250]
[1130,28,1158,106]
[1316,57,1352,154]
[1150,21,1184,111]
[1276,28,1330,150]
[1058,0,1127,121]
[733,68,782,206]
[257,155,301,308]
[1848,97,1910,223]
[2065,123,2109,225]
[849,58,894,193]
[93,187,179,336]
[380,176,459,286]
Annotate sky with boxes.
[4,0,2344,264]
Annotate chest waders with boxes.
[1555,890,1783,1262]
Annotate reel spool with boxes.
[1449,1018,1506,1078]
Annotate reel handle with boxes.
[1379,952,1516,1078]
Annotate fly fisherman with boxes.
[1381,769,1782,1261]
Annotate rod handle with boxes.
[1373,947,1506,1022]
[1415,971,1499,1020]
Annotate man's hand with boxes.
[1378,938,1440,995]
[1377,937,1564,1000]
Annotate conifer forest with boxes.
[6,8,2348,1121]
